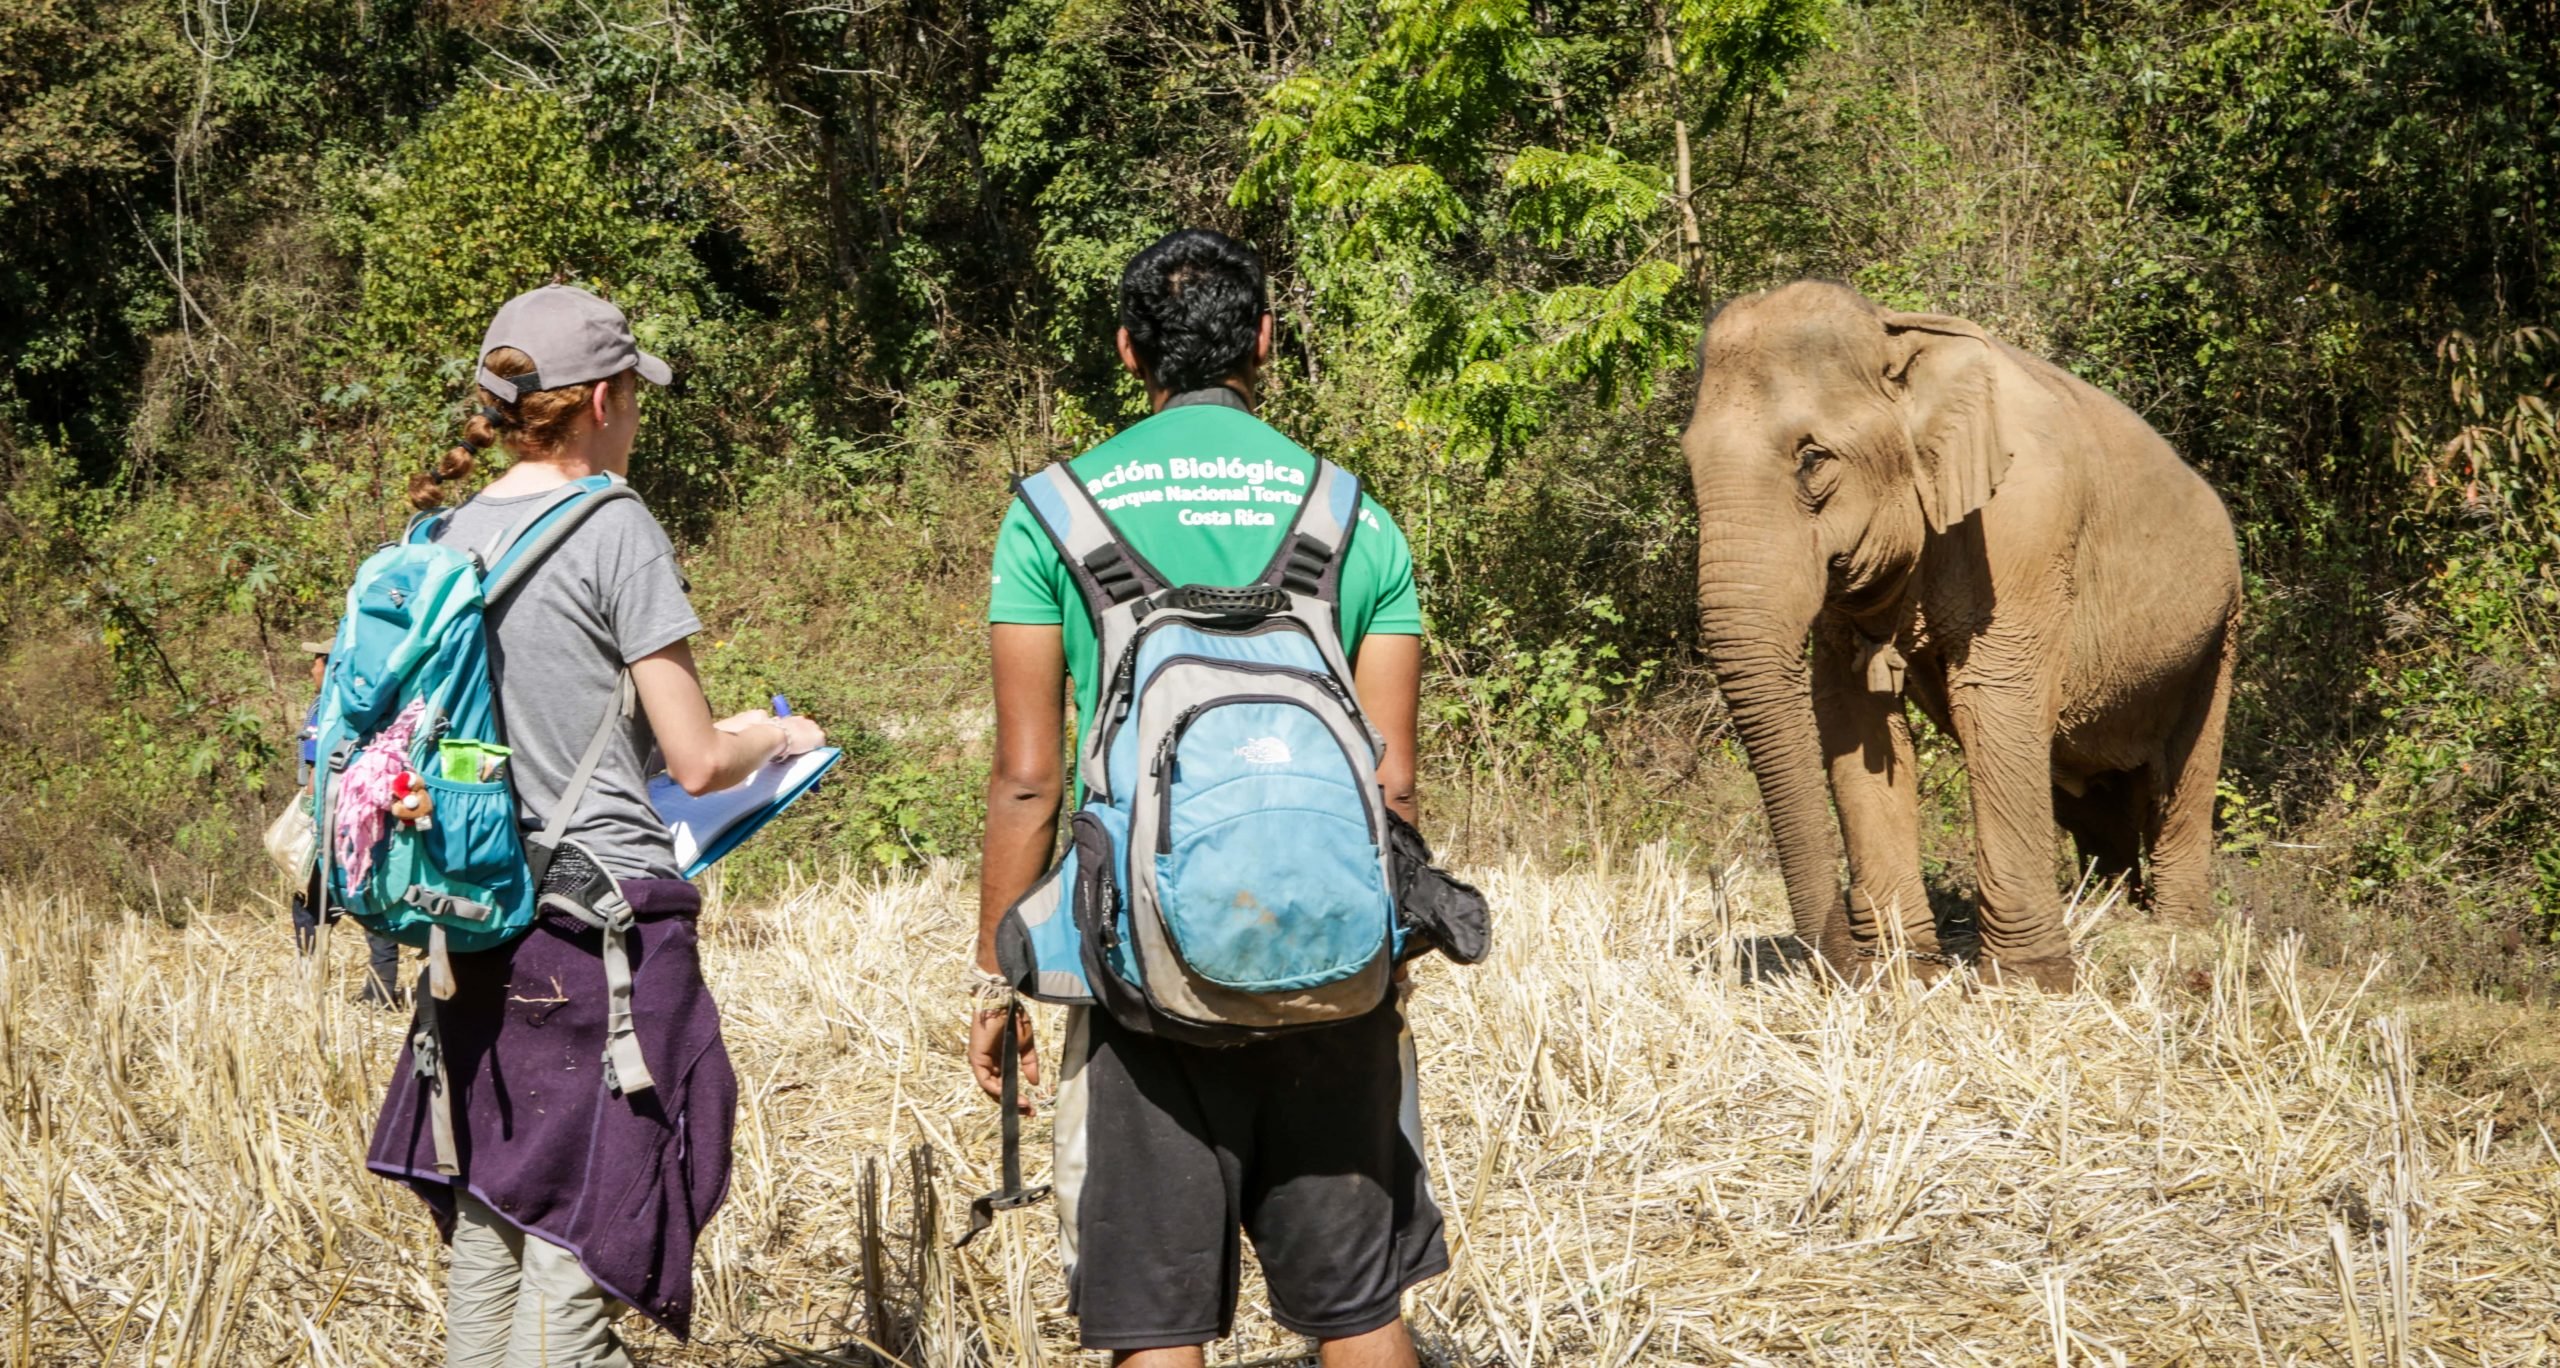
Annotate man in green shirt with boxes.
[973,229,1443,1367]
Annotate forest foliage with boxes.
[1,0,2554,986]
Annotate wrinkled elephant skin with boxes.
[1684,282,2241,991]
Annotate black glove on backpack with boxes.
[1386,810,1491,965]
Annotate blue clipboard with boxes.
[650,746,842,878]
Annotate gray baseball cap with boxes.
[475,284,673,403]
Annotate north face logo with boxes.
[1235,737,1293,765]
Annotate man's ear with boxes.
[1880,312,2057,533]
[591,380,611,426]
[1116,327,1149,383]
[1253,310,1274,368]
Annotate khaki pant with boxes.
[445,1195,633,1367]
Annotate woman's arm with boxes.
[631,639,824,796]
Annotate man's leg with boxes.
[1109,1321,1415,1368]
[1320,1320,1419,1368]
[290,888,319,957]
[1241,1005,1447,1354]
[1070,1010,1241,1353]
[444,1197,523,1368]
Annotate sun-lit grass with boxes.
[3,849,2556,1365]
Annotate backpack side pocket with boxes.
[995,810,1103,1005]
[398,775,536,952]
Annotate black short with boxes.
[1054,1000,1448,1350]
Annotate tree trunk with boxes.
[1654,7,1705,293]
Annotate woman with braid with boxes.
[367,285,825,1366]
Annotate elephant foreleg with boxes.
[1812,622,1937,979]
[1946,645,2076,990]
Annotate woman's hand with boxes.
[777,715,824,755]
[715,710,825,757]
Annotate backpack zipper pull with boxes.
[1151,703,1208,778]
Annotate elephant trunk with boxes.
[1695,503,1846,957]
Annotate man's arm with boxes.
[977,624,1068,966]
[1353,634,1423,824]
[972,622,1068,1106]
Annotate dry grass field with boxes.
[4,849,2558,1366]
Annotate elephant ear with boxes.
[1881,311,2056,534]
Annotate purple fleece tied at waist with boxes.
[367,879,736,1340]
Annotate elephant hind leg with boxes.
[2053,771,2150,906]
[2146,615,2238,925]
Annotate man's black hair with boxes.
[1118,229,1269,396]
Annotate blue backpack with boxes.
[994,458,1400,1044]
[310,475,655,1168]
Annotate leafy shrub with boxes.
[850,759,984,869]
[1433,596,1660,773]
[2342,327,2560,944]
[339,86,708,363]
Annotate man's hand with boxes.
[968,1004,1040,1114]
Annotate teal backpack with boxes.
[310,474,654,1170]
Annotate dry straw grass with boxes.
[3,848,2557,1365]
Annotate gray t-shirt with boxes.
[431,488,703,881]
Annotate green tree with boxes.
[1237,0,1833,461]
[344,85,708,367]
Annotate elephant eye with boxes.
[1794,442,1843,504]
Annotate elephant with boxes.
[1683,282,2240,991]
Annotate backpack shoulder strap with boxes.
[1016,461,1175,805]
[482,476,645,608]
[1260,461,1376,753]
[1014,462,1169,627]
[1253,459,1361,606]
[484,477,649,857]
[476,480,595,576]
[404,509,452,546]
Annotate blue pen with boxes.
[771,694,792,718]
